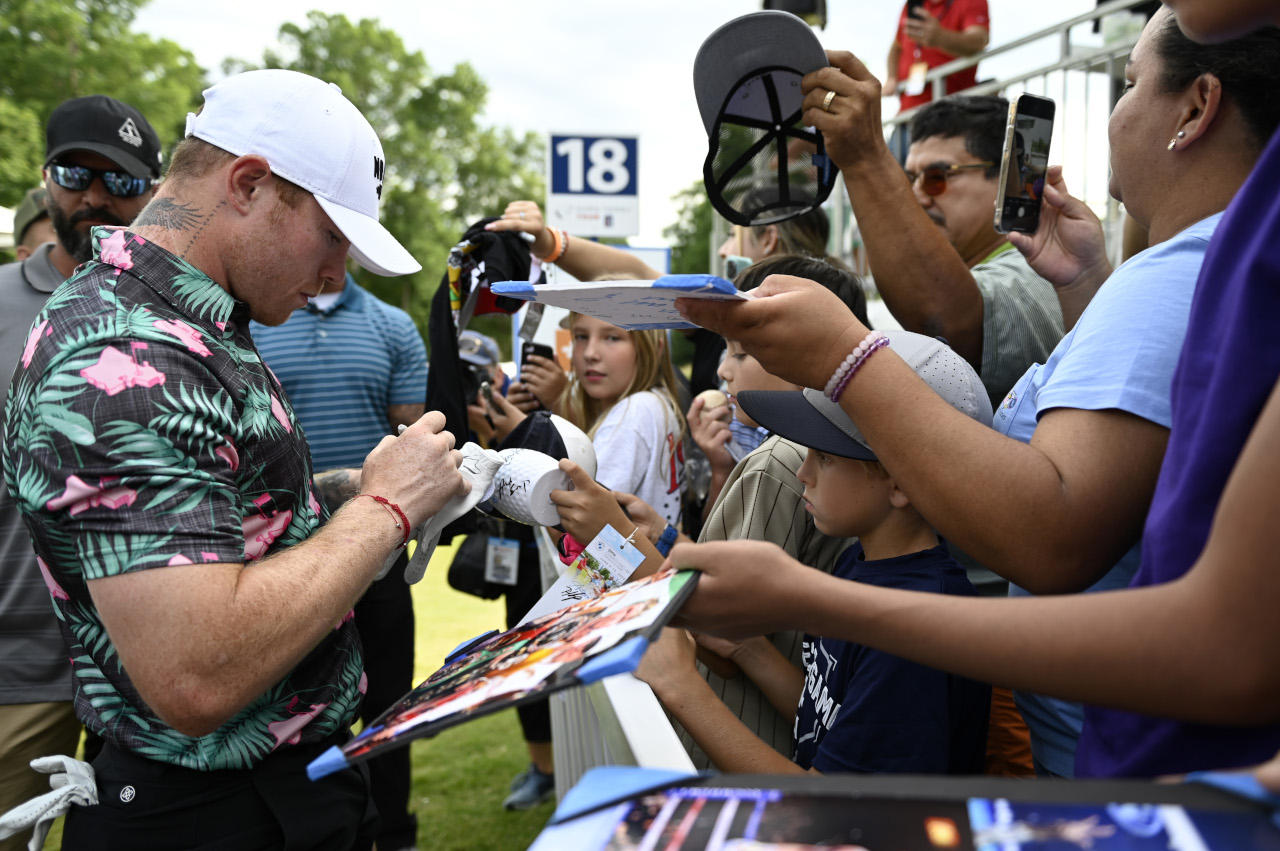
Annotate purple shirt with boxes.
[1076,128,1280,777]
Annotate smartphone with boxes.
[521,341,554,366]
[994,94,1055,235]
[906,0,925,15]
[724,255,753,280]
[519,342,556,411]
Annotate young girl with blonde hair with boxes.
[472,308,687,530]
[558,312,686,529]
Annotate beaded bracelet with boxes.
[560,229,570,259]
[539,227,565,263]
[823,331,879,397]
[655,523,679,557]
[824,331,890,403]
[354,493,411,547]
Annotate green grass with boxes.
[405,540,553,850]
[38,540,552,850]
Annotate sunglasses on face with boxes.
[46,163,153,198]
[903,161,994,197]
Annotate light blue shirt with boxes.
[252,276,428,470]
[993,212,1223,777]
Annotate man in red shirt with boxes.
[886,0,990,112]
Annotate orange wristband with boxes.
[539,227,564,263]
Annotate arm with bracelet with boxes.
[680,274,1170,596]
[484,200,661,281]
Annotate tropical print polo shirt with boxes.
[2,228,364,770]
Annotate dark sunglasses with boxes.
[903,161,994,197]
[47,163,153,198]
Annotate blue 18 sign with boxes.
[546,134,639,238]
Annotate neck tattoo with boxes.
[132,197,226,259]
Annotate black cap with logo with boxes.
[44,95,163,179]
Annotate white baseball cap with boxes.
[185,69,420,277]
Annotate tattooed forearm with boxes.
[133,198,206,231]
[314,468,361,514]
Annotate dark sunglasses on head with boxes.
[47,163,153,198]
[903,161,994,197]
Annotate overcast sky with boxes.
[134,0,1107,245]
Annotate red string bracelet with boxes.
[353,494,410,547]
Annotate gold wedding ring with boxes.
[822,90,837,112]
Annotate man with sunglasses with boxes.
[801,70,1063,411]
[0,94,161,843]
[40,95,162,280]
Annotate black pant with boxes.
[354,559,418,850]
[64,734,377,850]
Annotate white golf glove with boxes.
[0,755,97,850]
[376,442,504,584]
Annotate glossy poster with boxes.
[337,568,696,767]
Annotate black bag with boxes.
[446,528,505,600]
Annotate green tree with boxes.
[663,180,714,275]
[0,0,206,206]
[229,12,544,331]
[0,100,43,209]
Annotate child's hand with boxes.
[549,459,629,542]
[520,355,567,411]
[465,402,496,445]
[507,382,543,413]
[634,627,698,697]
[693,632,747,681]
[693,631,750,663]
[482,391,527,445]
[614,492,666,544]
[688,397,735,477]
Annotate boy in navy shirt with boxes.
[637,330,991,774]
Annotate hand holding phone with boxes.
[521,341,555,367]
[517,342,556,412]
[477,381,496,431]
[995,94,1056,235]
[518,342,568,413]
